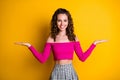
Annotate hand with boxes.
[15,42,31,47]
[93,40,108,45]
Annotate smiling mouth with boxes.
[60,27,65,29]
[60,26,66,28]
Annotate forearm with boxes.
[28,43,51,63]
[80,43,96,62]
[28,46,46,63]
[74,42,96,62]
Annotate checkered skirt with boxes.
[50,63,78,80]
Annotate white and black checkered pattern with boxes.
[50,63,78,80]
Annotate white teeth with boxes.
[61,26,64,27]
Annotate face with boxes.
[57,14,68,31]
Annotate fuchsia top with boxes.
[28,41,96,63]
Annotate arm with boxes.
[74,37,107,62]
[28,36,54,63]
[74,41,96,62]
[15,36,54,63]
[28,43,51,63]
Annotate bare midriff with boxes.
[55,60,72,65]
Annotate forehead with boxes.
[57,14,68,19]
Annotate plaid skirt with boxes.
[50,63,78,80]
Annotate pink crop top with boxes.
[28,41,96,63]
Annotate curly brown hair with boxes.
[51,8,76,41]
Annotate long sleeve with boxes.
[74,42,96,62]
[28,43,51,63]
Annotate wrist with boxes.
[93,42,97,45]
[27,44,31,47]
[25,43,31,47]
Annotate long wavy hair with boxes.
[51,8,76,41]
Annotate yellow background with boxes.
[0,0,120,80]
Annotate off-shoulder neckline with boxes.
[46,41,79,44]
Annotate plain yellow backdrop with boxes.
[0,0,120,80]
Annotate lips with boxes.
[60,26,66,28]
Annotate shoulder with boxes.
[75,36,79,42]
[46,35,54,43]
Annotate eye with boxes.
[57,19,61,22]
[64,20,67,22]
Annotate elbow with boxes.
[37,58,47,64]
[39,60,46,64]
[80,59,86,62]
[40,61,46,64]
[81,59,86,62]
[79,57,86,62]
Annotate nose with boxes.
[61,21,64,26]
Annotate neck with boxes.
[58,30,66,36]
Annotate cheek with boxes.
[57,22,61,26]
[65,22,68,26]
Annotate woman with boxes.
[15,8,107,80]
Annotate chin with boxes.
[59,29,66,31]
[59,28,67,31]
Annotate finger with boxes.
[14,42,23,45]
[100,40,108,42]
